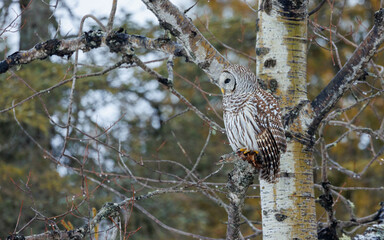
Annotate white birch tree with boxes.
[256,1,317,239]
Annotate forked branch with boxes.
[308,9,384,137]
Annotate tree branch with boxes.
[141,0,230,82]
[1,0,231,81]
[307,8,384,137]
[130,54,225,132]
[338,212,381,229]
[0,30,187,74]
[226,159,257,240]
[353,224,384,240]
[22,230,86,240]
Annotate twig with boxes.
[107,0,118,32]
[134,203,223,240]
[308,9,384,136]
[131,55,225,132]
[161,108,190,125]
[309,0,327,16]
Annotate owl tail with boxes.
[256,128,280,183]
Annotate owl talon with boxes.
[239,148,250,154]
[236,150,263,169]
[239,148,259,155]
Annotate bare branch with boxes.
[107,0,118,32]
[134,203,223,240]
[226,159,257,240]
[353,224,384,240]
[308,9,384,136]
[141,0,230,82]
[131,54,225,132]
[308,0,327,16]
[23,230,85,240]
[0,31,187,74]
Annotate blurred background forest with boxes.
[0,0,383,239]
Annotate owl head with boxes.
[218,64,258,95]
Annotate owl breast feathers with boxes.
[218,64,287,182]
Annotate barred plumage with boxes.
[218,64,286,182]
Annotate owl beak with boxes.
[220,88,225,94]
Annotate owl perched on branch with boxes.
[218,64,286,182]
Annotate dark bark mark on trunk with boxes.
[276,0,307,20]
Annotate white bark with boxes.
[256,1,317,239]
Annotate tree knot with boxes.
[275,213,288,222]
[106,30,130,53]
[84,30,103,51]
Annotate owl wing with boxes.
[252,90,287,182]
[253,89,287,153]
[255,126,280,182]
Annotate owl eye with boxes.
[224,78,231,84]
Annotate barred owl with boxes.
[218,64,286,182]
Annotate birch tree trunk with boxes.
[256,1,317,239]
